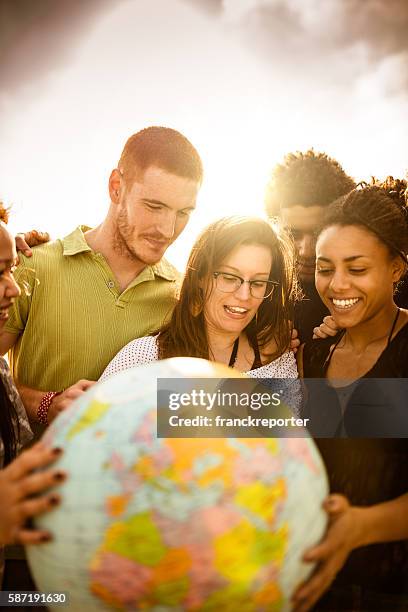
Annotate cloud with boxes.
[0,0,123,96]
[4,0,407,98]
[189,0,408,92]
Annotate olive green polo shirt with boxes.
[5,226,180,390]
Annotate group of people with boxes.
[1,125,408,610]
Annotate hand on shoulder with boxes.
[313,316,340,340]
[15,230,50,261]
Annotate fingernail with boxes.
[52,447,63,456]
[49,495,60,506]
[40,533,52,542]
[53,471,66,482]
[25,518,34,530]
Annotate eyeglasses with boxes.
[213,272,278,299]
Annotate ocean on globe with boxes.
[26,358,328,611]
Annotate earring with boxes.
[191,300,203,317]
[191,290,204,317]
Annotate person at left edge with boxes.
[0,126,203,430]
[0,209,66,587]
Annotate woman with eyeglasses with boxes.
[101,216,300,397]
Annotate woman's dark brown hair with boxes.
[157,216,300,362]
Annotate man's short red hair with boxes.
[118,126,203,186]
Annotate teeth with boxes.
[332,298,359,309]
[225,306,247,314]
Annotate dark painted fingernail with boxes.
[52,447,63,456]
[53,471,66,481]
[24,518,35,530]
[40,533,52,542]
[49,495,60,506]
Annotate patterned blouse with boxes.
[100,335,302,415]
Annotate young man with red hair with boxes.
[1,126,203,428]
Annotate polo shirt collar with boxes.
[151,258,179,281]
[62,225,179,281]
[62,225,92,256]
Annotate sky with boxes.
[1,0,407,269]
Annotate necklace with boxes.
[325,308,401,372]
[228,337,239,368]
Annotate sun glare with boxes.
[165,125,287,270]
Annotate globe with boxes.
[27,358,328,611]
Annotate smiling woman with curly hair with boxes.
[295,186,408,611]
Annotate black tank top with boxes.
[302,323,408,594]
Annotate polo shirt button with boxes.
[107,280,115,288]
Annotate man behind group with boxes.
[0,126,203,428]
[265,150,356,341]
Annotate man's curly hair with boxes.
[265,150,356,217]
[322,186,408,268]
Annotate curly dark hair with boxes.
[320,186,408,267]
[359,175,408,208]
[265,150,356,217]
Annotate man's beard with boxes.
[113,206,145,264]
